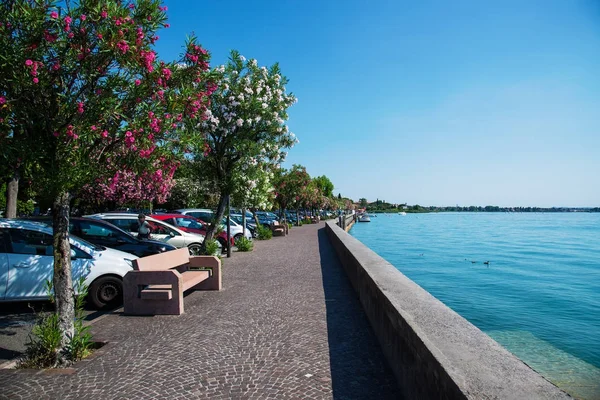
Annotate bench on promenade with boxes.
[270,221,287,236]
[123,248,221,315]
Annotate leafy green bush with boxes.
[303,217,312,225]
[203,238,221,256]
[18,278,93,368]
[256,225,272,240]
[236,237,253,251]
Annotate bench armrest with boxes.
[188,256,221,290]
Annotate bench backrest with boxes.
[132,247,190,271]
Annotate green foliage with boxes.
[202,238,221,256]
[18,278,92,368]
[0,182,36,216]
[235,236,253,251]
[313,175,334,198]
[256,225,272,240]
[302,217,312,225]
[18,312,62,369]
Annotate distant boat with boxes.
[399,211,407,216]
[358,213,371,222]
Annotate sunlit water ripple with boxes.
[350,212,600,399]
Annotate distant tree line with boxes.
[357,199,600,213]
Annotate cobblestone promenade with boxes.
[0,223,401,399]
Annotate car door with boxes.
[148,221,185,248]
[0,229,10,300]
[5,228,55,300]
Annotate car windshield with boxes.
[174,217,203,230]
[221,217,240,227]
[70,234,103,253]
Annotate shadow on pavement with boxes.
[317,227,402,399]
[0,300,118,364]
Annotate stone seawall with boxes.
[325,221,571,400]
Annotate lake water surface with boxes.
[350,212,600,399]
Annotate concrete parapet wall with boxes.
[324,221,571,400]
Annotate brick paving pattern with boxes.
[0,223,401,399]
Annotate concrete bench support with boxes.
[123,248,221,315]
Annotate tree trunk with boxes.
[5,170,20,218]
[52,191,75,358]
[204,192,228,243]
[250,207,260,227]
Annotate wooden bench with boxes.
[270,221,287,236]
[123,248,221,315]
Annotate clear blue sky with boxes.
[155,0,600,207]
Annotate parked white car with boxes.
[174,208,252,242]
[85,213,213,255]
[0,219,136,308]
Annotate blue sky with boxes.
[155,0,600,207]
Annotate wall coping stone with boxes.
[325,220,571,399]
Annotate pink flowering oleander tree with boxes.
[0,0,213,357]
[193,51,298,245]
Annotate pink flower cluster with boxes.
[81,163,177,205]
[139,50,156,72]
[25,59,42,84]
[148,111,162,133]
[54,125,79,140]
[63,16,72,32]
[117,40,129,54]
[44,30,57,43]
[77,101,84,114]
[135,27,145,46]
[185,44,208,70]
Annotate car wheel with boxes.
[188,243,202,256]
[89,276,123,309]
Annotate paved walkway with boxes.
[0,223,401,399]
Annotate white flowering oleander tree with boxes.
[231,159,276,222]
[196,51,297,243]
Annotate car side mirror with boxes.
[169,231,175,237]
[70,249,77,259]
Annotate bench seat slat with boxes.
[181,270,210,292]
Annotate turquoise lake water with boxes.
[349,212,600,399]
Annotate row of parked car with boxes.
[0,209,260,309]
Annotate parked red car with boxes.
[150,214,234,250]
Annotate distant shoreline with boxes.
[366,208,600,214]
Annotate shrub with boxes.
[18,278,93,368]
[303,217,312,225]
[203,238,221,256]
[256,225,272,240]
[236,237,253,251]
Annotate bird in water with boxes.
[483,261,490,265]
